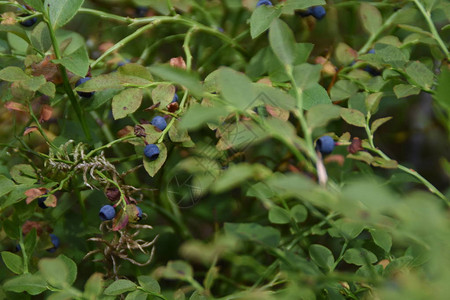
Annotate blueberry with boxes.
[368,49,375,54]
[47,234,60,253]
[15,244,21,252]
[256,0,272,7]
[99,205,116,221]
[310,6,326,20]
[135,6,148,18]
[151,116,167,131]
[363,65,381,76]
[316,136,335,155]
[20,17,37,27]
[144,144,160,161]
[297,10,311,17]
[38,196,48,209]
[172,94,179,103]
[136,206,143,221]
[75,77,95,98]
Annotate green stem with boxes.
[286,67,317,163]
[19,227,29,274]
[27,102,59,152]
[43,14,91,140]
[85,135,136,159]
[95,170,127,210]
[412,0,449,60]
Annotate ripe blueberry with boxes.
[144,144,160,161]
[172,93,179,103]
[47,234,60,253]
[99,205,116,221]
[20,17,37,27]
[316,136,335,155]
[38,196,48,209]
[135,6,148,18]
[310,6,326,20]
[367,49,375,54]
[136,206,143,221]
[75,77,95,98]
[256,0,272,7]
[151,116,167,131]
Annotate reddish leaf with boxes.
[39,104,53,123]
[24,126,39,135]
[25,188,47,204]
[5,101,29,112]
[112,210,129,231]
[169,56,187,69]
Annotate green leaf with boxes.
[1,251,24,274]
[149,64,203,97]
[371,116,392,134]
[24,0,45,12]
[84,273,104,299]
[365,92,383,114]
[330,80,359,101]
[374,43,408,68]
[291,204,308,223]
[309,244,335,271]
[0,66,29,81]
[169,120,191,143]
[189,291,208,300]
[340,108,366,127]
[224,222,281,248]
[250,5,282,39]
[212,163,271,193]
[0,175,15,198]
[24,228,37,260]
[306,104,341,129]
[151,84,175,106]
[370,229,392,252]
[293,63,322,90]
[3,273,47,295]
[282,0,326,13]
[112,88,143,120]
[59,255,77,286]
[125,290,148,300]
[180,103,229,130]
[347,151,374,165]
[268,206,291,224]
[359,3,382,35]
[303,83,332,110]
[137,276,160,294]
[118,63,153,81]
[405,61,434,90]
[253,84,296,111]
[162,261,193,280]
[75,73,150,92]
[10,164,37,184]
[269,19,296,66]
[371,157,398,169]
[143,143,167,177]
[434,68,450,110]
[53,45,89,77]
[217,67,256,110]
[31,22,52,53]
[104,279,137,296]
[39,82,56,98]
[393,84,420,98]
[44,0,84,29]
[343,248,378,266]
[38,257,70,289]
[335,42,358,66]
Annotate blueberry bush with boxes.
[0,0,449,299]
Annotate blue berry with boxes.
[172,94,179,103]
[99,205,116,221]
[136,206,143,221]
[151,116,167,131]
[38,196,48,209]
[310,6,326,20]
[316,136,335,155]
[20,17,37,27]
[368,49,375,54]
[256,0,272,7]
[144,144,160,161]
[135,6,148,18]
[75,77,95,98]
[47,234,60,253]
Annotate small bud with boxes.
[347,137,363,154]
[134,125,146,137]
[106,188,121,202]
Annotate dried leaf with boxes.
[39,104,53,123]
[5,101,29,112]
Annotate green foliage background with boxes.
[0,0,449,299]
